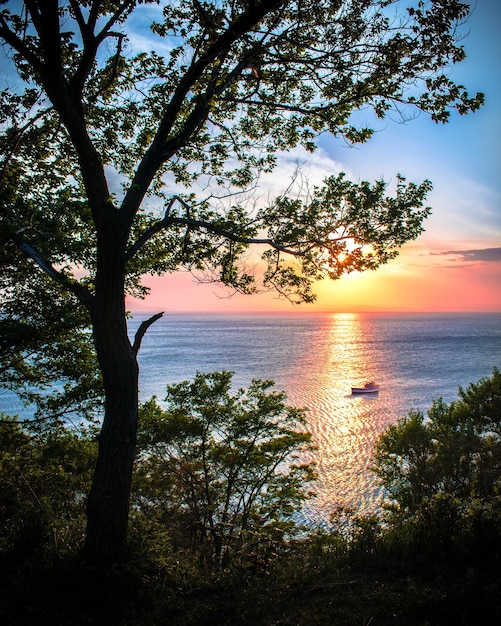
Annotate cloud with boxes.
[434,247,501,263]
[259,145,347,195]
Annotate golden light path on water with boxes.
[274,314,399,527]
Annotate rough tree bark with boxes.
[81,223,133,559]
[84,321,139,561]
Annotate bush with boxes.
[0,418,96,560]
[372,368,501,559]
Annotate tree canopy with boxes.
[1,0,483,306]
[133,371,316,569]
[373,369,501,554]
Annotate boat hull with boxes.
[351,386,379,394]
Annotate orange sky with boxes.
[127,240,501,314]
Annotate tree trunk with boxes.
[84,311,139,563]
[83,310,164,563]
[83,230,138,564]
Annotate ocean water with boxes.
[129,312,501,527]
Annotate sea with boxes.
[2,312,499,528]
[128,311,501,528]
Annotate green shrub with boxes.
[0,417,96,559]
[372,369,501,560]
[132,371,317,571]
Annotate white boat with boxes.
[351,382,379,394]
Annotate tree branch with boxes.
[68,0,87,35]
[125,194,352,270]
[35,1,64,91]
[0,103,52,186]
[120,0,286,223]
[125,196,179,263]
[0,11,42,72]
[2,2,115,229]
[7,230,94,311]
[132,312,164,355]
[69,1,134,95]
[170,216,307,256]
[84,31,126,105]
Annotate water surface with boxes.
[129,312,501,526]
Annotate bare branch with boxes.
[85,31,126,105]
[68,0,87,34]
[132,312,164,355]
[15,465,45,513]
[125,191,352,267]
[70,1,135,94]
[170,215,306,255]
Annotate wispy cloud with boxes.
[433,248,501,263]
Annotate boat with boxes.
[351,382,379,394]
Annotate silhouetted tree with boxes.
[0,0,483,562]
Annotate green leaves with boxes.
[0,2,485,560]
[0,419,97,556]
[134,371,316,568]
[373,369,501,517]
[372,369,501,557]
[125,174,431,303]
[0,271,103,425]
[255,173,432,301]
[1,0,482,307]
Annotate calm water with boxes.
[129,312,501,527]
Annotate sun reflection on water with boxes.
[130,312,501,530]
[282,313,388,527]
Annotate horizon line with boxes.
[127,308,501,316]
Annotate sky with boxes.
[125,0,501,314]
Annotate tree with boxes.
[373,369,501,553]
[133,371,316,570]
[0,417,97,557]
[0,0,483,562]
[0,265,103,426]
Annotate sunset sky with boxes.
[129,0,501,314]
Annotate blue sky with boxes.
[131,0,500,313]
[2,1,499,311]
[319,0,500,243]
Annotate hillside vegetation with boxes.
[1,370,500,624]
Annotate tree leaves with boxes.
[0,1,485,556]
[373,369,501,517]
[133,371,316,567]
[0,0,482,307]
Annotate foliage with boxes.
[0,128,103,427]
[133,371,316,569]
[0,418,97,559]
[1,373,500,624]
[0,272,103,426]
[0,370,315,572]
[0,0,483,305]
[372,368,501,557]
[0,0,484,560]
